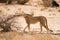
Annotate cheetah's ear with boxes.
[31,9,34,16]
[31,13,34,16]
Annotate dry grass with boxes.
[0,31,60,40]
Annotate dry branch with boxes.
[0,14,21,32]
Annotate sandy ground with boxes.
[0,4,60,33]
